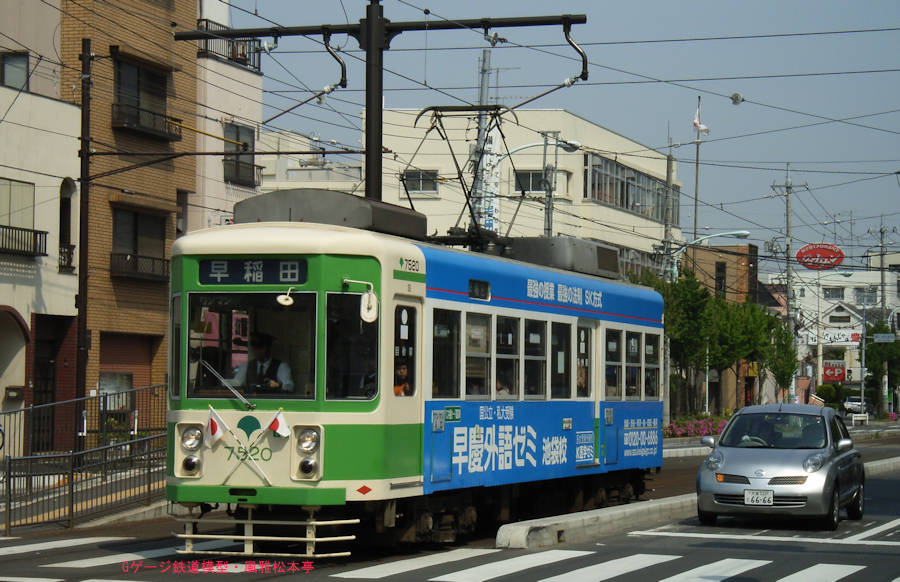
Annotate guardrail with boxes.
[2,434,165,533]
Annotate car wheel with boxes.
[821,486,840,531]
[697,504,717,526]
[846,481,864,520]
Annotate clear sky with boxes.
[227,0,899,274]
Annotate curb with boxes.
[495,455,900,549]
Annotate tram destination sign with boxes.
[199,259,308,285]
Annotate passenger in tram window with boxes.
[360,354,378,396]
[233,332,294,393]
[394,362,412,396]
[496,375,512,397]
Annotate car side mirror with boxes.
[836,438,852,452]
[700,435,716,448]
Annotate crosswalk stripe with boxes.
[843,517,900,541]
[40,540,234,568]
[776,563,866,582]
[657,558,770,582]
[0,537,125,557]
[429,550,593,582]
[538,553,682,582]
[331,549,501,579]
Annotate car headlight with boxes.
[181,426,203,451]
[297,428,319,453]
[803,452,827,473]
[704,449,724,471]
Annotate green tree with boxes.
[764,318,798,400]
[862,320,900,413]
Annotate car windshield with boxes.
[719,412,827,449]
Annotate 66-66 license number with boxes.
[744,489,774,506]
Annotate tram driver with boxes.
[233,332,294,394]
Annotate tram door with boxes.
[392,302,423,472]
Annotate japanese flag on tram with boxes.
[268,408,290,438]
[206,406,229,446]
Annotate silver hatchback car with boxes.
[696,403,864,530]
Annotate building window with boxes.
[113,59,180,140]
[1,53,28,90]
[0,177,34,229]
[111,207,167,278]
[401,170,438,193]
[513,170,546,193]
[224,123,257,187]
[715,262,726,297]
[829,315,851,324]
[854,286,877,306]
[583,152,677,224]
[823,287,844,300]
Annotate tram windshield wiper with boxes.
[199,358,255,410]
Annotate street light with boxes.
[492,135,581,237]
[670,230,751,280]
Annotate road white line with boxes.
[842,517,900,541]
[41,540,233,568]
[0,577,66,582]
[629,529,900,547]
[777,563,866,582]
[657,558,770,582]
[538,553,681,582]
[0,537,126,557]
[331,549,500,579]
[429,550,593,582]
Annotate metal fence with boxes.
[3,434,166,533]
[0,384,168,533]
[0,384,167,460]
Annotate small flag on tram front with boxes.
[268,408,290,438]
[206,405,229,446]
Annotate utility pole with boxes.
[76,38,92,400]
[469,47,492,230]
[542,130,561,237]
[771,163,806,402]
[662,152,674,281]
[175,3,586,202]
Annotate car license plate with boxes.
[744,489,774,506]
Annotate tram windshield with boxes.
[186,292,315,399]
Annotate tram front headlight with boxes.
[297,428,319,453]
[181,426,204,451]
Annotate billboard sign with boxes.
[823,360,846,382]
[796,243,844,270]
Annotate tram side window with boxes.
[465,313,491,399]
[524,319,546,398]
[496,316,520,399]
[326,293,378,400]
[625,331,641,399]
[576,326,591,398]
[550,322,571,399]
[171,295,181,398]
[645,334,660,399]
[393,306,416,397]
[605,329,622,399]
[433,309,461,398]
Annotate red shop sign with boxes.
[796,243,844,270]
[823,361,846,382]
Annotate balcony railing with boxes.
[111,103,182,141]
[59,243,76,272]
[110,253,169,281]
[196,19,262,72]
[0,224,48,257]
[223,158,263,188]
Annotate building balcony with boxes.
[111,103,182,141]
[59,243,76,273]
[223,159,263,188]
[196,19,262,72]
[0,224,48,257]
[110,253,169,281]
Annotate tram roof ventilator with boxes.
[233,188,428,240]
[233,188,620,280]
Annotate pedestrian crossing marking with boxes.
[538,553,681,581]
[0,537,125,557]
[776,563,866,582]
[630,528,900,547]
[429,550,593,582]
[332,549,500,579]
[658,558,770,581]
